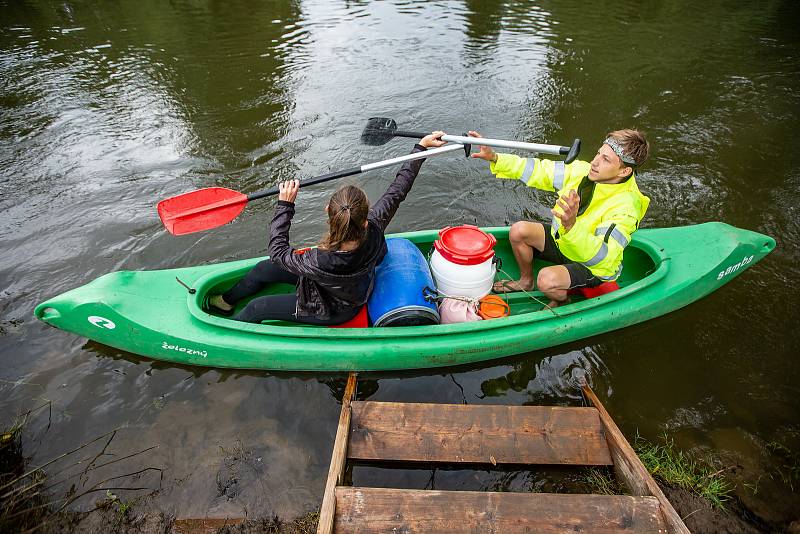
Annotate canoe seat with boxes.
[330,306,369,328]
[569,281,619,299]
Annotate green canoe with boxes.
[34,223,774,371]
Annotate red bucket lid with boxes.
[433,225,497,265]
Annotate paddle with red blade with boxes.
[158,143,468,235]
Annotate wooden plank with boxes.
[334,487,668,533]
[317,372,358,534]
[582,384,690,534]
[348,401,613,466]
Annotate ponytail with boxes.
[319,185,369,250]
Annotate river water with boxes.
[1,0,798,524]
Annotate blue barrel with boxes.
[368,238,440,327]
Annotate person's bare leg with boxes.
[209,294,233,311]
[494,221,547,292]
[536,265,572,308]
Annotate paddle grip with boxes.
[560,138,581,164]
[247,167,362,202]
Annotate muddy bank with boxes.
[659,482,766,534]
[64,510,319,534]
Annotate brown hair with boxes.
[319,185,369,250]
[607,129,650,167]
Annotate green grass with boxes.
[1,409,52,532]
[765,441,800,492]
[582,467,626,496]
[634,434,732,509]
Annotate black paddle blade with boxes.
[360,117,398,146]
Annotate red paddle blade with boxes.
[157,187,248,235]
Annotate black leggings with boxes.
[221,260,358,325]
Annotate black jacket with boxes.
[268,144,428,319]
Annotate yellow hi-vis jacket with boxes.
[490,154,650,281]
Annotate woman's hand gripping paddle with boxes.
[361,117,581,164]
[157,143,466,236]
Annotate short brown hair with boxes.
[607,129,650,167]
[319,185,369,251]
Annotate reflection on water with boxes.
[2,0,799,523]
[477,349,608,402]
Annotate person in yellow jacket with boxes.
[469,129,650,308]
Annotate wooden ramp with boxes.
[318,373,689,534]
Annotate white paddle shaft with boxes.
[441,134,564,155]
[360,143,465,172]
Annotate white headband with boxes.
[604,137,637,166]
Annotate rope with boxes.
[495,267,561,317]
[426,288,480,306]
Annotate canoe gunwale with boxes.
[186,227,670,339]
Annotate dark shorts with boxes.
[539,224,603,289]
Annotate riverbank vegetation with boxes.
[1,409,51,532]
[633,434,733,509]
[579,434,733,508]
[1,405,163,533]
[581,434,773,534]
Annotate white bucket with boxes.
[430,249,496,299]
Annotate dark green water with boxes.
[1,0,798,524]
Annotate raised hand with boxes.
[467,131,497,162]
[278,179,300,203]
[552,189,579,233]
[420,131,447,148]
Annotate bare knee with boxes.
[509,221,543,245]
[509,221,528,244]
[537,268,565,292]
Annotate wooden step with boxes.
[334,487,668,533]
[348,401,613,466]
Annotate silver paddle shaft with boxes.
[360,143,465,172]
[440,134,565,155]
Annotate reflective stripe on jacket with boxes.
[490,154,650,281]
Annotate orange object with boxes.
[478,295,510,319]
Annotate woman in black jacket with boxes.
[208,131,446,324]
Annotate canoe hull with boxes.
[34,223,775,371]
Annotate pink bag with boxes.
[439,298,482,324]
